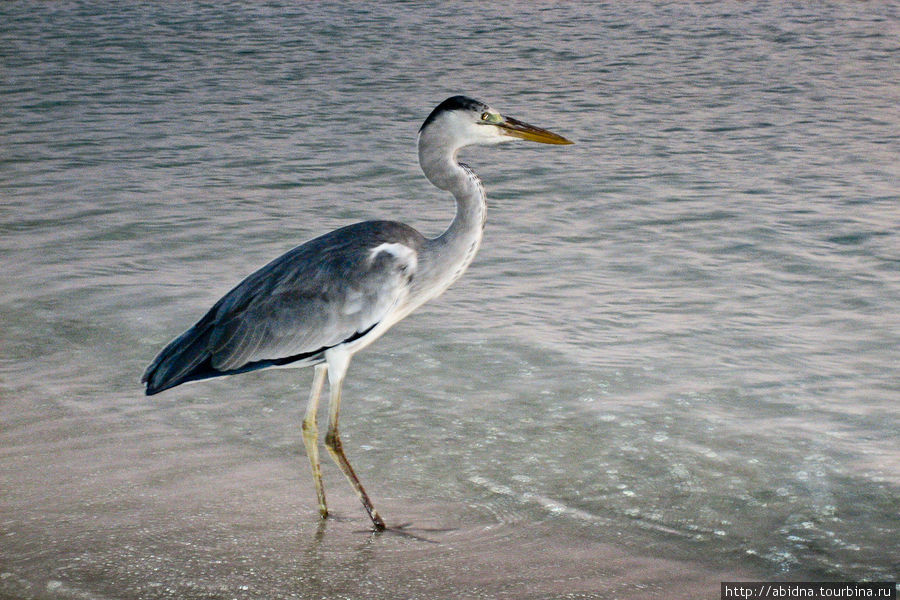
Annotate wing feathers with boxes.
[143,221,424,394]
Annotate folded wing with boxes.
[142,221,423,395]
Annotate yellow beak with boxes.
[499,116,574,145]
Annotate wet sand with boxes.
[2,397,755,600]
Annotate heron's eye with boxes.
[481,112,490,121]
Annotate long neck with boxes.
[414,134,487,302]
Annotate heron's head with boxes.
[418,95,573,153]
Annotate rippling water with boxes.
[2,2,898,599]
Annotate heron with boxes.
[142,95,572,530]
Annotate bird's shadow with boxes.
[310,509,457,544]
[370,521,456,544]
[314,517,454,544]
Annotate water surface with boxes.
[2,2,898,599]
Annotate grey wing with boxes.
[207,227,421,372]
[142,221,425,395]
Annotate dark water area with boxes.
[2,2,898,598]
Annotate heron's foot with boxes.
[370,511,386,532]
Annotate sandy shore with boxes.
[2,400,757,600]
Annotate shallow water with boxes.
[1,2,898,599]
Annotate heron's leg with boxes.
[323,349,386,531]
[301,363,328,519]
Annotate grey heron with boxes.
[142,95,572,530]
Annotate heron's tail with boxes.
[141,320,216,396]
